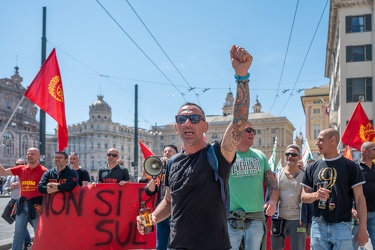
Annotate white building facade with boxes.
[326,0,375,151]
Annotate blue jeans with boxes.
[352,211,375,249]
[311,217,353,250]
[228,219,264,250]
[156,216,170,250]
[24,228,31,245]
[12,202,39,250]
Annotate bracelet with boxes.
[234,73,250,81]
[235,79,250,84]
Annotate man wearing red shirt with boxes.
[0,147,47,250]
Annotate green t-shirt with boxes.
[229,148,270,213]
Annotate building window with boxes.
[346,45,372,62]
[172,135,176,140]
[271,129,276,133]
[313,109,320,114]
[346,77,373,102]
[6,100,11,109]
[97,143,101,148]
[104,143,108,149]
[256,130,261,135]
[346,14,371,33]
[314,124,320,139]
[257,138,262,147]
[91,143,94,149]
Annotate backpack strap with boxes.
[206,144,229,216]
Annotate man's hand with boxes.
[136,215,145,235]
[355,226,369,246]
[264,200,277,216]
[230,45,253,76]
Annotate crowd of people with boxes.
[1,44,374,250]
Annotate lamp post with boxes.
[150,122,162,155]
[295,132,304,150]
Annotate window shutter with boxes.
[366,77,372,101]
[366,45,372,61]
[346,46,352,62]
[365,14,372,31]
[346,79,353,102]
[346,16,352,33]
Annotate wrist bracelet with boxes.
[235,79,250,84]
[234,73,250,81]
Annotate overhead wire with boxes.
[124,0,201,105]
[95,0,187,102]
[278,0,329,115]
[267,0,300,116]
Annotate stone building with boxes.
[0,67,39,167]
[151,91,296,167]
[45,95,153,180]
[301,84,330,159]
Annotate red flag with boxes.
[24,49,68,151]
[341,101,375,151]
[139,140,154,159]
[343,145,353,160]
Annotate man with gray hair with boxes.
[271,144,308,250]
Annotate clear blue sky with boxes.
[0,0,329,139]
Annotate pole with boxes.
[0,96,26,139]
[39,6,47,165]
[133,84,138,179]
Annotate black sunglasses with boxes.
[107,153,118,157]
[245,127,256,135]
[285,152,299,157]
[175,114,205,124]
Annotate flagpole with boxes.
[0,96,26,139]
[39,6,47,165]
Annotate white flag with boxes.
[268,136,278,172]
[302,139,313,166]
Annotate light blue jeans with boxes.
[352,211,375,249]
[228,219,264,250]
[12,202,39,250]
[311,217,353,250]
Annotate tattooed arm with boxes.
[221,45,253,163]
[264,169,279,216]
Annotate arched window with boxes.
[3,133,14,156]
[21,135,29,156]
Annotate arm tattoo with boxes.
[265,169,278,191]
[222,82,250,152]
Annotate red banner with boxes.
[24,48,68,151]
[33,183,156,250]
[341,101,375,151]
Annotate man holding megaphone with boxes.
[144,144,178,250]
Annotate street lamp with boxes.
[150,123,162,154]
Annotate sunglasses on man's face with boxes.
[285,152,299,157]
[107,153,118,158]
[244,127,256,135]
[175,114,205,124]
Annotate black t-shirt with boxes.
[76,168,90,186]
[165,142,232,250]
[302,156,365,223]
[98,165,130,183]
[358,161,375,212]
